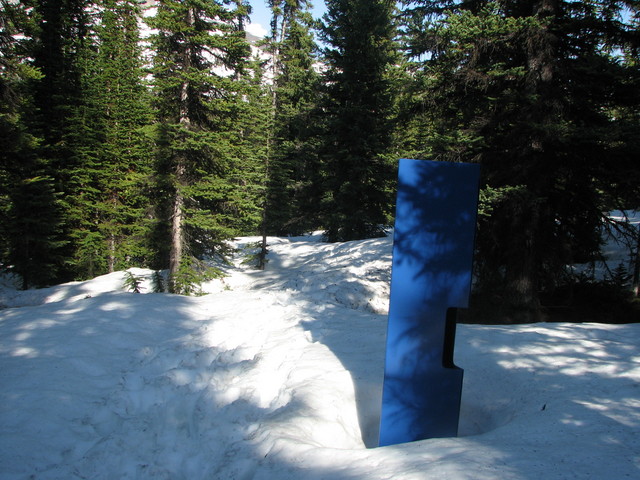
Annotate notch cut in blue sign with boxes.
[379,158,480,447]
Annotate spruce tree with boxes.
[400,0,640,320]
[147,0,251,293]
[238,57,271,224]
[218,55,270,244]
[0,0,60,287]
[64,8,110,279]
[0,0,32,269]
[8,0,95,286]
[264,0,322,236]
[92,0,154,274]
[319,0,399,242]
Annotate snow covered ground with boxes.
[1,229,639,479]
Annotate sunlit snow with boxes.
[1,229,639,479]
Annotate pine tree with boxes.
[147,0,251,293]
[319,0,399,242]
[400,0,640,320]
[3,0,154,283]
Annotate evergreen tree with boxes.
[0,0,31,268]
[319,0,399,242]
[264,0,322,236]
[5,0,95,286]
[0,0,59,287]
[237,56,271,248]
[91,0,154,274]
[147,0,251,293]
[400,0,640,320]
[63,5,110,279]
[6,176,68,289]
[218,54,270,246]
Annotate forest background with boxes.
[0,0,639,322]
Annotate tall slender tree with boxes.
[8,0,95,286]
[91,0,154,274]
[147,0,251,293]
[262,0,321,237]
[319,0,399,241]
[0,0,40,272]
[235,57,271,236]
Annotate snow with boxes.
[1,231,639,479]
[246,22,268,39]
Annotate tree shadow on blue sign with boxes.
[379,159,480,447]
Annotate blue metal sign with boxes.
[379,158,480,447]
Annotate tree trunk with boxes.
[168,6,193,292]
[504,202,543,322]
[258,7,286,269]
[108,234,116,273]
[168,176,185,292]
[633,224,640,297]
[108,197,116,273]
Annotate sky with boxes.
[246,0,328,37]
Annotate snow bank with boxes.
[1,233,639,479]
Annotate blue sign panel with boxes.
[379,158,480,447]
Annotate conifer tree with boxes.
[0,0,31,268]
[0,0,57,287]
[264,0,321,236]
[92,0,154,274]
[9,0,95,286]
[238,56,271,226]
[319,0,399,242]
[222,55,270,244]
[400,0,640,320]
[64,6,111,279]
[147,0,251,293]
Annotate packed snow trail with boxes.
[0,288,371,479]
